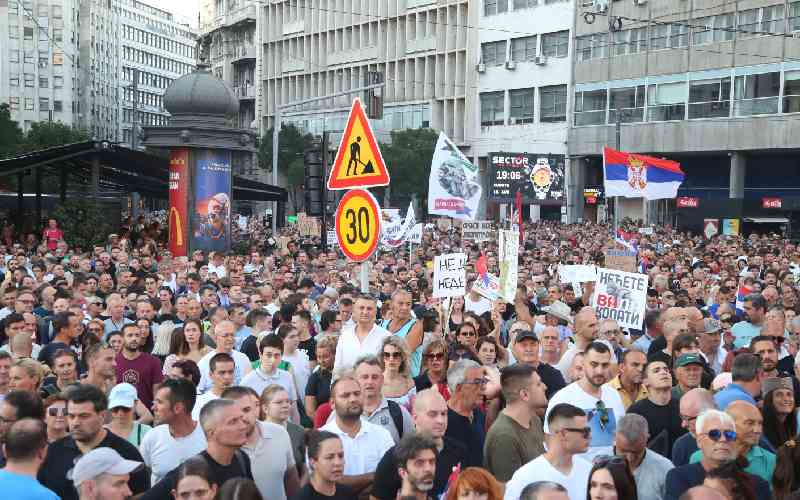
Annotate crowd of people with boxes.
[0,214,798,500]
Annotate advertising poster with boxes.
[168,148,189,257]
[498,230,519,302]
[428,132,482,220]
[192,149,232,252]
[433,253,467,298]
[592,267,649,330]
[722,219,740,236]
[489,152,565,204]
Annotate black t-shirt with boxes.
[305,368,332,406]
[38,341,71,367]
[371,437,467,500]
[648,335,667,357]
[628,396,686,458]
[241,335,260,362]
[299,337,317,361]
[290,483,355,500]
[536,363,566,400]
[141,450,253,500]
[444,408,485,468]
[38,430,150,500]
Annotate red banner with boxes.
[762,197,782,209]
[677,197,699,208]
[169,149,189,257]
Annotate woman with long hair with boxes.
[291,430,353,499]
[476,336,506,371]
[162,319,211,374]
[763,377,799,450]
[414,339,451,400]
[704,459,758,500]
[586,456,638,500]
[218,478,264,500]
[380,336,416,410]
[136,317,155,353]
[262,384,306,481]
[171,456,219,500]
[445,467,503,500]
[775,436,800,499]
[448,296,465,337]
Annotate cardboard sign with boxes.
[498,230,519,302]
[408,223,423,244]
[473,273,500,301]
[461,221,495,242]
[297,213,321,237]
[603,249,637,273]
[433,253,467,298]
[592,267,649,330]
[327,230,338,247]
[558,264,598,284]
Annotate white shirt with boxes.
[464,294,492,316]
[196,349,252,393]
[139,422,208,484]
[320,418,394,475]
[207,262,227,278]
[544,382,626,461]
[0,343,41,359]
[191,391,220,421]
[241,368,297,402]
[333,323,391,372]
[282,350,311,398]
[555,341,618,382]
[504,454,593,500]
[242,421,296,500]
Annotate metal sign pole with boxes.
[360,261,369,293]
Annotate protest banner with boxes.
[326,230,338,247]
[603,249,637,272]
[498,229,519,301]
[433,253,467,298]
[408,223,423,244]
[592,267,648,330]
[473,273,500,301]
[558,264,597,284]
[461,221,495,242]
[297,213,321,237]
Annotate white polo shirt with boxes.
[196,349,252,393]
[139,422,208,484]
[333,323,391,371]
[241,367,297,402]
[242,421,295,500]
[320,418,394,475]
[191,391,220,421]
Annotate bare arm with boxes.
[135,399,154,425]
[404,321,424,352]
[304,395,318,419]
[284,464,300,498]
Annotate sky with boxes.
[147,0,200,28]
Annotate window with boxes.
[670,23,689,48]
[480,91,505,126]
[576,33,607,61]
[612,30,629,56]
[24,98,34,111]
[688,77,731,118]
[763,5,785,34]
[542,31,568,58]
[24,74,34,87]
[53,28,63,42]
[713,14,734,41]
[511,36,536,62]
[513,0,536,9]
[482,40,506,66]
[484,0,508,16]
[734,72,780,116]
[9,97,20,111]
[39,98,49,111]
[609,85,645,123]
[54,100,62,112]
[692,17,713,45]
[23,27,33,40]
[629,27,648,54]
[52,5,63,18]
[650,25,668,50]
[791,2,800,31]
[53,52,63,65]
[738,9,759,37]
[39,77,48,88]
[10,52,19,63]
[647,82,687,121]
[39,56,48,67]
[24,52,33,64]
[540,85,567,122]
[54,76,63,88]
[574,89,607,125]
[9,76,19,87]
[509,88,534,123]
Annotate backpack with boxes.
[387,400,404,440]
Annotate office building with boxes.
[569,0,800,229]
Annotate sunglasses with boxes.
[425,352,445,361]
[593,454,628,467]
[459,331,477,338]
[705,429,737,442]
[382,351,402,360]
[48,407,68,417]
[562,426,592,438]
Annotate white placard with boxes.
[433,253,467,298]
[327,230,338,247]
[498,229,519,302]
[408,223,423,244]
[591,267,649,330]
[473,273,500,301]
[558,264,598,284]
[461,221,495,242]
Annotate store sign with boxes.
[763,197,782,209]
[677,197,699,208]
[584,188,602,205]
[489,153,565,204]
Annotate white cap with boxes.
[68,447,142,485]
[108,383,137,409]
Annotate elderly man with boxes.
[445,359,489,467]
[196,320,252,393]
[671,389,717,466]
[350,355,414,444]
[614,414,674,500]
[688,400,775,484]
[664,409,770,500]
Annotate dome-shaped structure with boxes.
[163,64,239,118]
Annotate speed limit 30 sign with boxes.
[334,189,381,262]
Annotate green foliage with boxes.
[23,121,89,150]
[257,123,314,173]
[287,157,305,212]
[0,104,24,158]
[50,199,115,251]
[380,128,438,212]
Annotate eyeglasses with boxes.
[680,413,698,424]
[704,429,737,442]
[462,378,487,386]
[48,406,68,417]
[425,352,445,361]
[459,331,477,338]
[562,426,592,438]
[593,455,628,467]
[382,351,402,360]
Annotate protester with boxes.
[290,430,353,500]
[587,454,639,500]
[351,354,413,444]
[445,467,502,500]
[262,384,306,478]
[69,447,143,500]
[628,359,685,458]
[445,359,488,467]
[0,419,58,499]
[614,413,674,500]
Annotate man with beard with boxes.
[628,360,685,458]
[395,433,438,500]
[83,343,118,395]
[114,324,162,410]
[732,294,766,349]
[140,378,207,484]
[749,335,800,397]
[321,372,394,496]
[223,386,299,500]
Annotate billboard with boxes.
[168,149,189,257]
[489,153,565,204]
[192,149,232,253]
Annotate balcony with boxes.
[327,45,378,67]
[283,19,305,36]
[283,57,305,73]
[226,4,257,27]
[235,85,256,100]
[406,36,435,54]
[232,45,256,62]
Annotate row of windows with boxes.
[579,3,800,61]
[122,46,193,76]
[122,67,174,90]
[8,97,64,113]
[484,0,568,17]
[7,23,65,43]
[122,88,164,110]
[8,2,63,18]
[116,5,195,40]
[574,69,800,126]
[480,85,567,126]
[482,30,569,65]
[9,72,65,88]
[122,24,195,60]
[121,109,168,126]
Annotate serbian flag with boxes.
[603,147,684,200]
[476,254,490,287]
[735,284,752,313]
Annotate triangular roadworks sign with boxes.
[327,97,390,190]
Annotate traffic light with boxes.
[304,143,324,217]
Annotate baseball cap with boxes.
[108,383,137,410]
[702,318,721,335]
[68,447,142,486]
[515,330,539,343]
[675,353,703,368]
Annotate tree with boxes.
[0,104,24,158]
[257,123,314,173]
[287,157,305,213]
[23,121,88,151]
[380,128,437,213]
[50,199,115,250]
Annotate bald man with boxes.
[687,401,775,484]
[555,308,617,380]
[648,307,690,359]
[371,389,467,500]
[671,389,716,466]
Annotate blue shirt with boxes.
[0,470,59,500]
[671,432,698,466]
[732,321,762,349]
[665,462,770,500]
[713,382,757,410]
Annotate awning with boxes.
[744,217,789,223]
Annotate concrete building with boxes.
[569,0,800,232]
[473,0,572,221]
[117,0,197,149]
